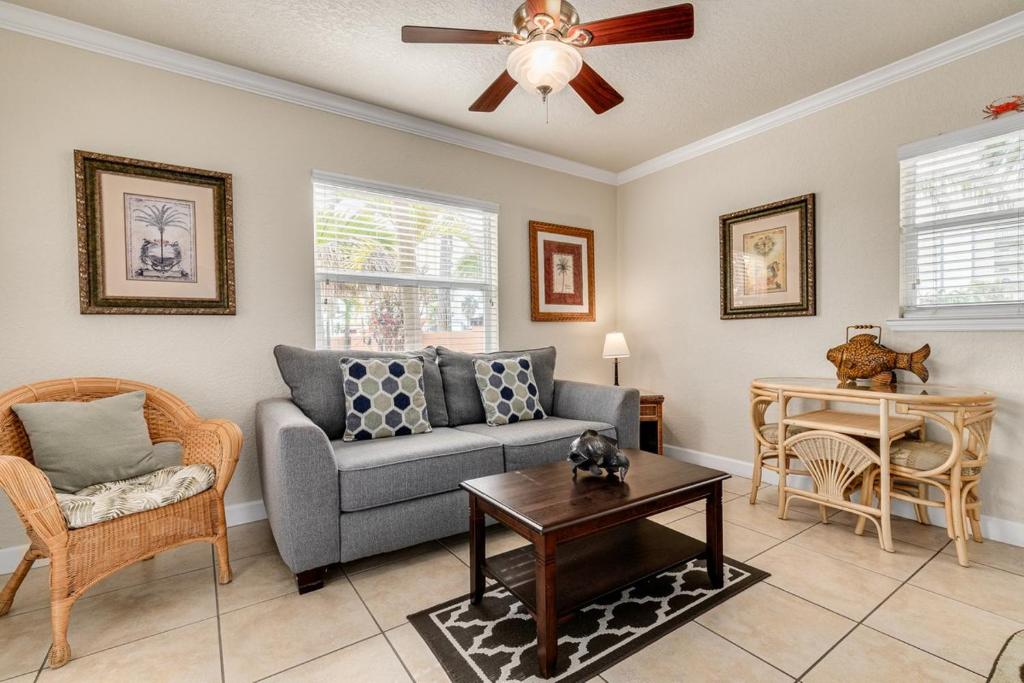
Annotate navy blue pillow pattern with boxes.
[340,357,432,441]
[473,355,547,426]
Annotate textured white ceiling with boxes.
[10,0,1022,171]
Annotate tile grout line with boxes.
[859,622,990,678]
[692,621,797,680]
[211,545,226,683]
[1,543,274,621]
[338,564,417,683]
[251,631,385,683]
[904,580,1024,626]
[31,645,50,683]
[794,539,955,680]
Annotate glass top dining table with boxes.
[752,377,994,404]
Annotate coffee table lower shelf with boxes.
[481,518,706,620]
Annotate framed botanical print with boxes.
[75,150,235,314]
[529,221,596,322]
[719,194,815,319]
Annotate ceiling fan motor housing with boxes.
[510,1,590,45]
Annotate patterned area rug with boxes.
[989,630,1024,682]
[409,557,768,683]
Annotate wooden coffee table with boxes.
[461,449,728,678]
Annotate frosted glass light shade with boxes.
[602,332,630,358]
[506,39,583,96]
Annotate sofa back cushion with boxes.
[274,345,449,439]
[437,346,556,426]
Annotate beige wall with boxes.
[616,37,1024,530]
[0,32,619,550]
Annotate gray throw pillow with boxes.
[341,357,432,441]
[12,391,159,494]
[474,355,547,426]
[273,345,449,438]
[437,346,556,426]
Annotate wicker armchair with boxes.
[0,378,242,668]
[855,399,995,567]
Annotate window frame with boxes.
[890,114,1024,332]
[311,170,500,352]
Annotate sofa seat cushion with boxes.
[456,417,615,472]
[333,428,504,512]
[56,464,216,529]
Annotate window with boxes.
[897,115,1024,327]
[313,171,498,353]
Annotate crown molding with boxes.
[0,1,619,186]
[2,1,1023,188]
[616,10,1024,185]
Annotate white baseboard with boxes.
[0,498,268,574]
[664,444,1024,548]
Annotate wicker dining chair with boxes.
[855,399,995,567]
[0,378,242,668]
[749,388,813,504]
[783,430,894,550]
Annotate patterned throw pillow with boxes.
[341,357,432,441]
[473,355,547,426]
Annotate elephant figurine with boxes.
[567,430,630,481]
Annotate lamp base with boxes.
[613,357,620,386]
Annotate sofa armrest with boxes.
[552,380,640,449]
[256,398,339,574]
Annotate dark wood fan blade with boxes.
[569,62,623,114]
[402,26,512,44]
[470,71,518,112]
[575,3,694,47]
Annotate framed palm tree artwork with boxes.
[75,151,235,314]
[529,221,595,322]
[719,194,815,319]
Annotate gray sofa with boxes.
[257,344,640,593]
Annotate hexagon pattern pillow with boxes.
[473,355,547,426]
[340,357,432,441]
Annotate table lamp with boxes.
[602,332,630,386]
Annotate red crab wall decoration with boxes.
[983,95,1024,119]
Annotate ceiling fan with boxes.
[402,1,694,115]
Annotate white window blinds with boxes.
[313,172,499,353]
[899,115,1024,319]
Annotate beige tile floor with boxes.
[2,477,1023,682]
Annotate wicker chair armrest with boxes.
[0,455,69,544]
[182,419,242,495]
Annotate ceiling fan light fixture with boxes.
[506,38,582,99]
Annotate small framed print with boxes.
[75,150,235,314]
[529,221,595,322]
[719,194,816,319]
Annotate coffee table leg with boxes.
[535,536,558,678]
[469,495,485,604]
[706,480,724,589]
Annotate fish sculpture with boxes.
[826,325,930,385]
[567,430,629,480]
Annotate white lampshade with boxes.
[506,39,583,96]
[602,332,630,359]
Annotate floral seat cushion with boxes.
[56,464,216,529]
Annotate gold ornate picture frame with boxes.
[719,194,815,320]
[75,150,235,315]
[529,221,596,322]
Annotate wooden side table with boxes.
[638,391,664,455]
